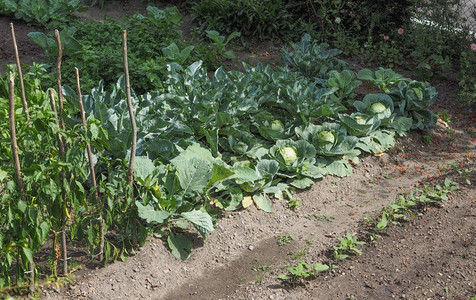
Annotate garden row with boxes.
[0,28,439,290]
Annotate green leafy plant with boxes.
[357,68,409,93]
[0,0,86,27]
[30,6,185,94]
[458,49,476,104]
[282,34,349,79]
[204,30,241,67]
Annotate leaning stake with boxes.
[48,89,68,275]
[10,23,30,121]
[75,68,104,262]
[122,30,137,187]
[8,72,34,288]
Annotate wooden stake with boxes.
[123,30,138,249]
[48,89,68,275]
[75,68,104,262]
[122,30,137,187]
[54,30,71,275]
[10,23,30,121]
[55,30,66,131]
[8,72,34,288]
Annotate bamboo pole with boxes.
[54,30,70,275]
[10,23,30,121]
[122,30,138,249]
[48,89,68,275]
[75,68,105,262]
[8,72,34,288]
[55,30,66,131]
[122,30,137,187]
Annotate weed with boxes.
[276,235,293,246]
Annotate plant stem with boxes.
[75,68,105,262]
[48,89,68,275]
[122,30,137,187]
[8,72,34,288]
[10,23,30,121]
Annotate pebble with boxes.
[249,245,254,251]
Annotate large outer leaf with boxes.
[173,157,212,194]
[181,210,214,238]
[253,194,272,212]
[171,143,214,193]
[167,233,192,260]
[133,156,156,181]
[290,177,314,189]
[136,201,170,224]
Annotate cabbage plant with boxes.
[354,94,395,125]
[269,139,322,189]
[357,68,409,93]
[390,81,438,130]
[295,123,360,158]
[338,113,381,137]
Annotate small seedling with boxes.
[422,134,433,145]
[252,265,270,272]
[437,110,451,123]
[289,247,309,260]
[275,235,293,246]
[306,214,334,222]
[333,233,366,260]
[457,168,472,185]
[278,261,329,282]
[288,198,302,210]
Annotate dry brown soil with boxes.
[0,1,475,299]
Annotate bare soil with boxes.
[1,2,475,299]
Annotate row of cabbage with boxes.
[64,35,438,259]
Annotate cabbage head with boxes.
[296,123,360,157]
[279,146,298,165]
[354,94,395,125]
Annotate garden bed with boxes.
[0,2,475,299]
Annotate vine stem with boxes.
[75,68,105,262]
[8,72,34,289]
[48,89,68,275]
[123,30,136,187]
[10,23,30,121]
